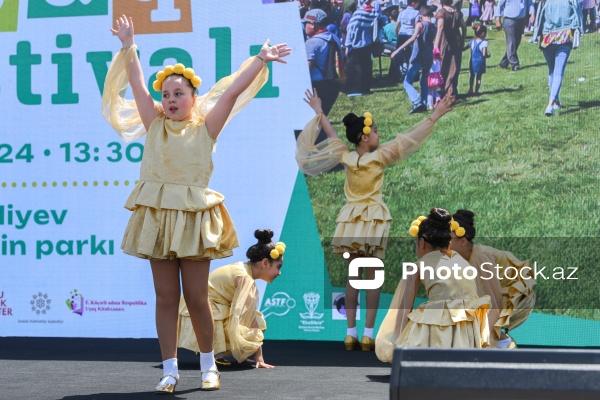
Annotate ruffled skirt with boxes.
[331,203,391,260]
[121,181,238,260]
[400,297,491,348]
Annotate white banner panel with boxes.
[0,0,312,337]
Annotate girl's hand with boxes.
[259,39,291,64]
[430,94,454,122]
[110,14,135,48]
[303,88,324,115]
[250,356,275,369]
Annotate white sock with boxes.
[200,351,218,382]
[363,327,374,339]
[347,327,358,338]
[161,358,178,385]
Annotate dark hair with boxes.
[418,208,452,249]
[390,9,399,21]
[440,0,453,6]
[420,5,434,17]
[343,113,366,145]
[246,229,278,263]
[473,24,487,38]
[452,210,476,241]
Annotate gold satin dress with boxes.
[178,262,266,362]
[295,114,436,259]
[375,250,491,362]
[101,46,268,260]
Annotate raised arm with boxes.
[378,94,454,167]
[303,89,340,140]
[204,40,291,140]
[295,89,348,176]
[110,15,157,130]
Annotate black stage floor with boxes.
[0,337,390,400]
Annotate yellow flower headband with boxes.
[363,112,373,135]
[408,216,427,237]
[152,63,202,92]
[450,219,466,238]
[270,242,286,259]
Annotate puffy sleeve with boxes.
[101,45,158,142]
[228,275,265,362]
[377,118,435,168]
[495,251,537,335]
[192,57,268,134]
[295,113,349,176]
[375,273,420,363]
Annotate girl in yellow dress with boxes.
[178,229,284,369]
[375,208,491,362]
[296,90,453,351]
[102,15,290,393]
[450,210,536,348]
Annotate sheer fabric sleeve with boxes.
[192,57,268,133]
[228,275,265,362]
[101,45,159,142]
[377,118,435,168]
[375,273,420,363]
[295,113,349,176]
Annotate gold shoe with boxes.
[154,374,178,395]
[360,336,375,351]
[200,369,220,391]
[215,357,232,366]
[344,335,360,351]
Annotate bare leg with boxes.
[151,259,182,361]
[475,73,483,94]
[345,281,359,330]
[180,259,213,353]
[364,266,382,329]
[468,73,475,95]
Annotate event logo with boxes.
[1,291,13,316]
[30,292,51,315]
[27,0,108,18]
[262,291,296,318]
[113,0,192,34]
[345,253,385,290]
[0,0,19,32]
[65,288,84,316]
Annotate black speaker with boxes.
[390,347,600,400]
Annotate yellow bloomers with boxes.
[152,63,202,91]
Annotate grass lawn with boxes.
[304,28,600,320]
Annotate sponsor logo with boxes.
[30,291,51,315]
[331,292,360,321]
[262,291,296,318]
[65,288,84,315]
[0,291,13,316]
[299,292,324,333]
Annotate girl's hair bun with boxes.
[254,229,274,244]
